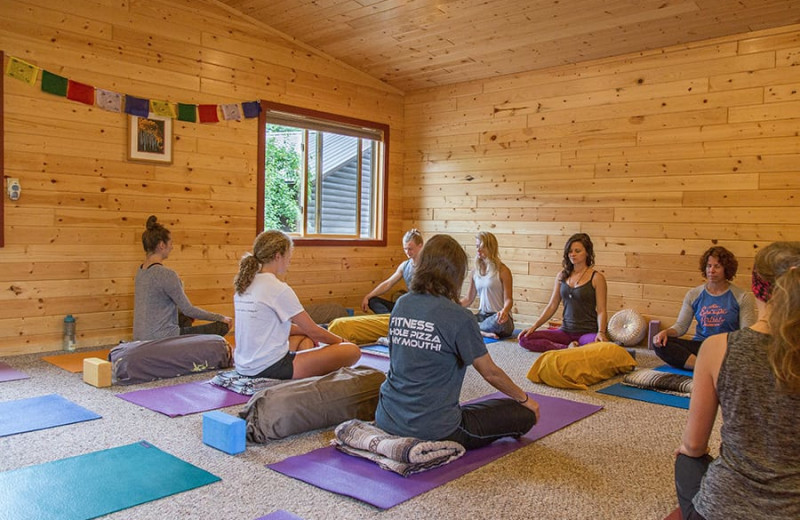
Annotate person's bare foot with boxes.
[567,341,579,348]
[480,331,499,340]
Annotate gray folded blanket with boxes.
[622,368,693,397]
[210,369,282,395]
[333,419,465,477]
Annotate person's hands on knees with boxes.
[652,330,669,347]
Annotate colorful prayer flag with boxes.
[150,99,176,118]
[6,56,39,86]
[41,70,68,96]
[198,104,219,123]
[177,103,197,123]
[125,95,150,117]
[220,103,241,121]
[95,88,122,112]
[67,80,95,105]
[242,101,261,119]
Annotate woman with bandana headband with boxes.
[674,241,800,520]
[652,246,757,370]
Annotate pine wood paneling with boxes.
[404,24,800,332]
[0,0,404,355]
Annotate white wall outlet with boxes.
[6,178,21,201]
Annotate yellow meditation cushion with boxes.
[526,342,637,390]
[328,314,391,345]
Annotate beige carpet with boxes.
[0,341,713,519]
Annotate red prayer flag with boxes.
[198,104,219,123]
[67,80,95,105]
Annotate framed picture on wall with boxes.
[127,114,173,164]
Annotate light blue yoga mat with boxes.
[483,329,521,344]
[0,441,221,520]
[0,394,101,437]
[597,383,690,409]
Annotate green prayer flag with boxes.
[41,70,68,96]
[177,103,197,123]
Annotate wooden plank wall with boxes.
[0,0,404,355]
[403,24,800,336]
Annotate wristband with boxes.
[517,394,529,404]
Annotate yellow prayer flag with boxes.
[6,56,39,86]
[149,99,176,118]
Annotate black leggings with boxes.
[674,453,711,520]
[443,398,537,450]
[654,337,702,369]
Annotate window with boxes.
[258,101,389,246]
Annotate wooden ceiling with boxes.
[217,0,800,92]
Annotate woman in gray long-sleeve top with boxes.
[133,215,232,341]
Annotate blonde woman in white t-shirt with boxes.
[233,230,360,380]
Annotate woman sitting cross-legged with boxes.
[518,233,608,352]
[460,231,515,339]
[375,234,539,450]
[233,230,361,380]
[652,246,756,370]
[674,241,800,520]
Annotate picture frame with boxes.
[127,114,173,164]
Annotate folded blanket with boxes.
[210,370,282,395]
[622,368,693,397]
[333,419,465,477]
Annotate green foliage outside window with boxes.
[264,130,302,232]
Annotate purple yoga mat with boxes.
[268,392,603,509]
[116,381,251,417]
[0,362,29,382]
[356,352,390,373]
[254,510,304,520]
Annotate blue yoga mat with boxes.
[597,383,690,409]
[654,364,694,377]
[483,329,521,344]
[0,394,101,437]
[360,343,389,355]
[0,441,220,520]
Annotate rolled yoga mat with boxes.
[0,361,29,382]
[0,441,220,520]
[116,381,251,417]
[0,394,101,438]
[268,392,603,509]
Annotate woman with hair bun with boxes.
[133,215,231,341]
[653,246,756,370]
[674,241,800,519]
[233,230,360,379]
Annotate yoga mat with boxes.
[356,352,390,373]
[597,383,690,409]
[664,507,682,520]
[360,343,389,356]
[116,381,250,417]
[254,511,304,520]
[483,328,521,344]
[0,440,220,520]
[0,394,101,437]
[41,348,111,373]
[268,392,602,509]
[654,364,694,377]
[0,361,29,382]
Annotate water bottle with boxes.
[63,314,76,352]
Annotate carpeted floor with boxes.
[0,341,713,519]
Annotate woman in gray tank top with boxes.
[674,241,800,520]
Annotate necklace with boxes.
[566,269,589,299]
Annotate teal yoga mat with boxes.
[0,441,220,520]
[597,383,690,409]
[0,394,101,437]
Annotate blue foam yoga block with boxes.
[202,411,246,455]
